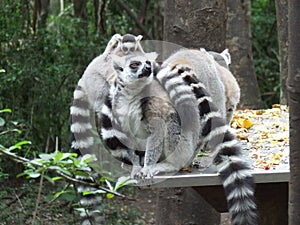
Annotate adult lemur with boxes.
[70,35,255,225]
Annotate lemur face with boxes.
[121,34,143,54]
[121,42,138,55]
[112,53,158,89]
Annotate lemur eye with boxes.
[130,62,141,69]
[117,67,123,72]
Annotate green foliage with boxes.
[1,2,101,152]
[0,108,137,223]
[0,107,30,181]
[251,0,280,107]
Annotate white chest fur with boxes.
[112,94,148,150]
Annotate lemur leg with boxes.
[134,117,165,179]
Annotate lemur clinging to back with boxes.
[201,48,240,123]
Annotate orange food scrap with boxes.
[243,119,253,129]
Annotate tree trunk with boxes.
[32,0,50,33]
[226,0,263,109]
[164,0,226,51]
[72,0,88,36]
[153,0,164,40]
[94,0,106,35]
[287,1,300,224]
[275,0,289,105]
[162,1,227,223]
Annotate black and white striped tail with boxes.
[186,70,258,225]
[156,64,200,133]
[70,85,94,156]
[158,64,258,225]
[70,85,105,225]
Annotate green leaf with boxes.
[44,194,55,202]
[51,176,63,181]
[0,69,6,73]
[43,174,55,184]
[28,172,41,178]
[83,189,106,195]
[10,121,19,126]
[74,171,90,178]
[7,141,31,151]
[54,152,64,161]
[61,193,77,201]
[106,193,114,199]
[16,172,27,178]
[0,108,11,113]
[115,176,137,190]
[81,154,97,164]
[105,180,113,190]
[39,153,53,162]
[11,128,22,134]
[48,166,72,176]
[74,208,86,213]
[0,129,22,136]
[58,152,77,161]
[29,158,44,166]
[14,140,31,148]
[0,117,5,126]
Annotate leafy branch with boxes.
[0,108,136,199]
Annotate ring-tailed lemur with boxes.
[100,51,200,178]
[201,48,240,123]
[70,33,145,225]
[100,49,257,225]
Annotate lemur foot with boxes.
[133,165,160,180]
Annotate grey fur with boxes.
[201,48,240,123]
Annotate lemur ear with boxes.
[136,35,143,42]
[111,55,125,72]
[220,49,231,65]
[145,52,158,61]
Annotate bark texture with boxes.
[32,0,50,33]
[162,1,227,223]
[73,0,88,35]
[226,0,263,109]
[287,1,300,224]
[164,0,226,51]
[275,0,289,105]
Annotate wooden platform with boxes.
[150,169,289,225]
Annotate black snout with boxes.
[139,64,152,78]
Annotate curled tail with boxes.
[70,84,105,225]
[181,71,258,225]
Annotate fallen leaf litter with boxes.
[231,104,289,171]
